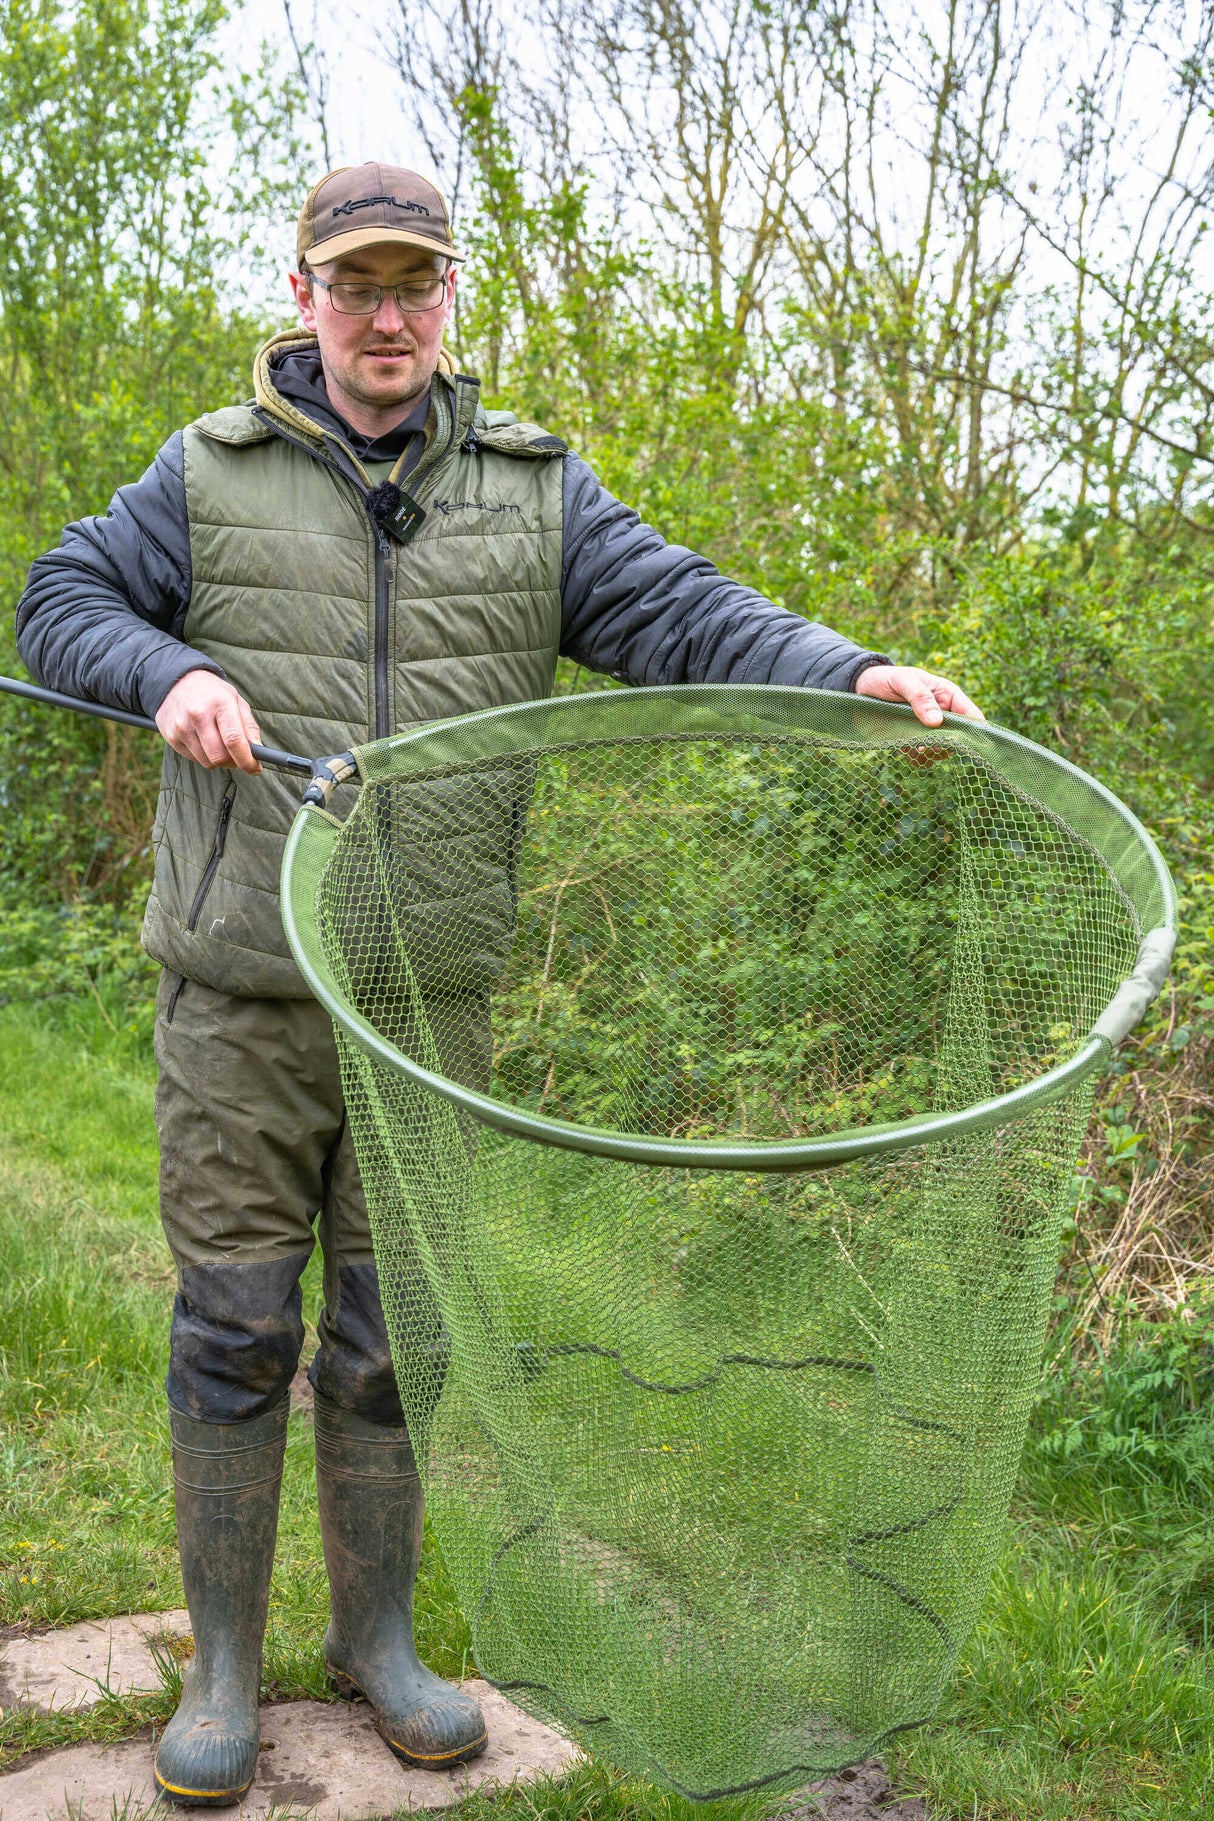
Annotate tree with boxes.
[0,0,307,915]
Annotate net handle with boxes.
[0,671,316,776]
[281,804,1174,1175]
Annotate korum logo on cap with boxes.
[297,163,462,268]
[332,194,431,220]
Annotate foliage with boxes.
[0,896,158,1039]
[488,741,959,1138]
[0,0,304,918]
[0,4,1212,1807]
[5,0,1213,1012]
[1033,1302,1214,1493]
[0,0,303,573]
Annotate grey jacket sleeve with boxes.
[14,432,225,719]
[559,453,888,691]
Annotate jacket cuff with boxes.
[845,653,892,692]
[136,644,227,719]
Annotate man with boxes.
[16,163,982,1807]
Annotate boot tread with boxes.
[383,1725,490,1767]
[153,1767,256,1802]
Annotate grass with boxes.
[0,1001,471,1730]
[3,995,1214,1817]
[895,1317,1214,1818]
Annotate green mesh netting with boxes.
[281,686,1174,1798]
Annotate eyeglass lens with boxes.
[327,279,447,315]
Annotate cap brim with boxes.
[302,226,463,266]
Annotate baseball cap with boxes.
[297,163,463,268]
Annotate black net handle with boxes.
[0,672,314,777]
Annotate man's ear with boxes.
[289,268,318,333]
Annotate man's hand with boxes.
[155,671,263,774]
[854,664,985,727]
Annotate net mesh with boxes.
[293,692,1156,1797]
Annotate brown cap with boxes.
[297,163,462,268]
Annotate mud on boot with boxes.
[314,1391,488,1769]
[154,1401,288,1806]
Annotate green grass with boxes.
[0,1003,471,1747]
[895,1323,1214,1818]
[4,997,1214,1817]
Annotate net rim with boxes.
[281,685,1177,1172]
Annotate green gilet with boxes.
[141,332,566,999]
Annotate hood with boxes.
[251,328,457,458]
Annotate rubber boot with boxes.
[314,1391,488,1768]
[154,1401,288,1807]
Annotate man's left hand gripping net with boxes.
[282,685,1175,1799]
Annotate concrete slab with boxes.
[0,1612,191,1714]
[0,1682,579,1819]
[0,1614,927,1820]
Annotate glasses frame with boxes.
[303,267,453,317]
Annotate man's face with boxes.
[290,245,456,422]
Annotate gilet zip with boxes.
[373,538,390,737]
[186,779,237,931]
[368,393,461,735]
[255,389,464,739]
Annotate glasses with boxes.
[305,271,450,316]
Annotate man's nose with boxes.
[371,291,409,335]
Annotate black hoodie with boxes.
[269,346,431,474]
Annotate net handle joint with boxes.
[302,751,360,808]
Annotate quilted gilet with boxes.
[141,334,565,998]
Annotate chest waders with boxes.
[3,372,563,1811]
[146,390,563,1806]
[2,354,563,1805]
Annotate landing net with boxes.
[282,686,1174,1797]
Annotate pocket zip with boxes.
[186,781,237,932]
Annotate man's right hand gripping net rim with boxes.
[281,685,1175,1799]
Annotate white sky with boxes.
[232,0,446,174]
[212,0,1213,516]
[228,0,1214,283]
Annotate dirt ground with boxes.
[795,1758,931,1819]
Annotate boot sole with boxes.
[326,1665,489,1768]
[153,1768,256,1807]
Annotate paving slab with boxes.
[0,1613,930,1820]
[0,1612,191,1713]
[0,1681,579,1819]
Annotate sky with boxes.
[230,0,1214,274]
[233,0,448,174]
[212,0,1213,517]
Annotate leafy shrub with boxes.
[1030,1300,1214,1494]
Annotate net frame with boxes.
[278,684,1178,1795]
[281,686,1177,1173]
